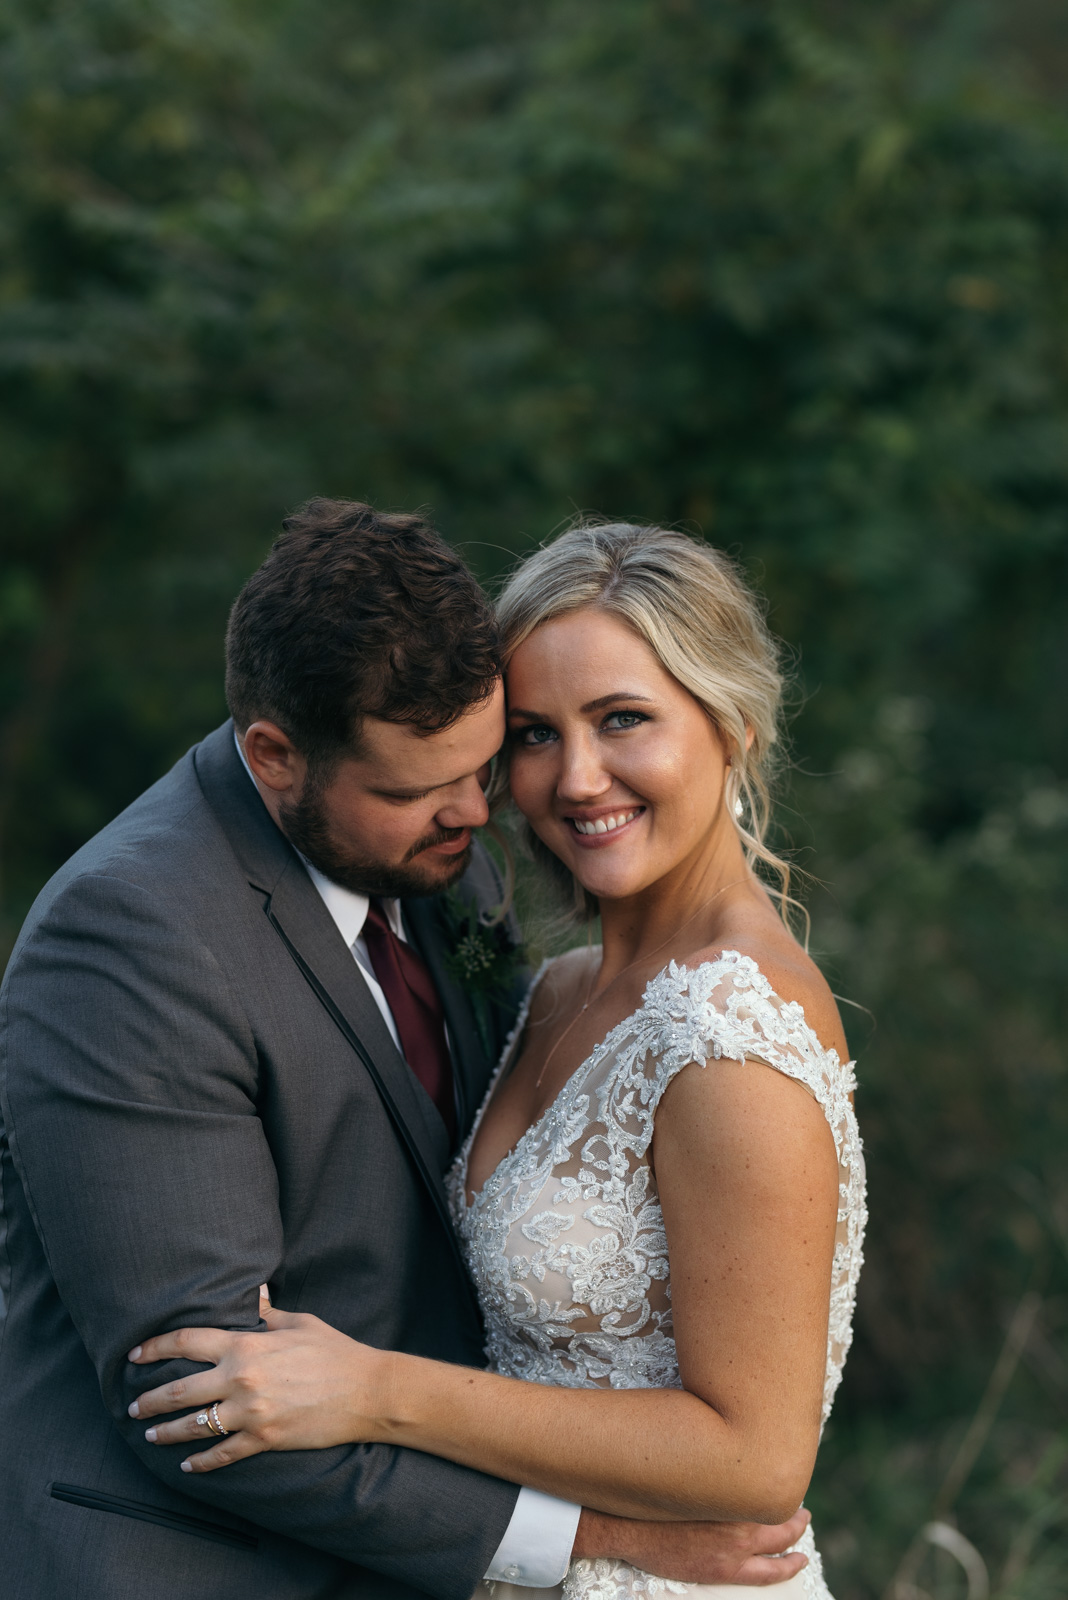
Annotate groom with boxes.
[0,499,809,1598]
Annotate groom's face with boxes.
[243,681,506,898]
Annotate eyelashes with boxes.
[512,709,652,747]
[604,711,649,731]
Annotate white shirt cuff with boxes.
[484,1487,582,1587]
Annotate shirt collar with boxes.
[233,731,403,946]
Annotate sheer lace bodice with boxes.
[447,950,866,1600]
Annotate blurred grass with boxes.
[810,1382,1068,1597]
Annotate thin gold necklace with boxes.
[533,879,745,1090]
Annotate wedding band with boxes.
[202,1402,229,1438]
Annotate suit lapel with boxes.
[193,723,463,1261]
[264,860,453,1185]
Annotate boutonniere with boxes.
[441,890,524,1057]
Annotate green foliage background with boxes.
[2,1,1066,1593]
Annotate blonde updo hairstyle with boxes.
[491,519,797,925]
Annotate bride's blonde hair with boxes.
[490,518,798,925]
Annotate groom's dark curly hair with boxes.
[225,498,500,766]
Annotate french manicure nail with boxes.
[180,1460,192,1473]
[128,1346,142,1361]
[128,1401,140,1418]
[145,1428,157,1443]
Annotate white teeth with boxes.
[572,810,640,836]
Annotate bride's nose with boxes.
[555,732,613,804]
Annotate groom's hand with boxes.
[573,1506,810,1587]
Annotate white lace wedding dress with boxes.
[447,951,866,1600]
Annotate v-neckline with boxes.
[458,950,710,1210]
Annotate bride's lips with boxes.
[564,806,645,848]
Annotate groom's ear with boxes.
[243,722,306,793]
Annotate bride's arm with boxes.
[131,1057,838,1525]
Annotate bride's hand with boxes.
[127,1293,391,1473]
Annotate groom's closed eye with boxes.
[379,789,434,803]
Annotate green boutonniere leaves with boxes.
[441,890,524,1058]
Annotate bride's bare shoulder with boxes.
[691,928,850,1063]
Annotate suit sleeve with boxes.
[0,870,519,1598]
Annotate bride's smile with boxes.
[567,806,644,840]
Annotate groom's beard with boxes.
[278,780,473,900]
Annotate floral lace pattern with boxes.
[448,951,866,1600]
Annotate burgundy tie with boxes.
[362,898,456,1140]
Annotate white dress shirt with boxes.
[236,736,581,1586]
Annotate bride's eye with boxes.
[603,710,649,731]
[515,723,558,747]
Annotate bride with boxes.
[131,521,865,1600]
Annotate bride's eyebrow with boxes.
[507,693,654,722]
[580,692,654,713]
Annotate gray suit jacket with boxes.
[0,722,526,1600]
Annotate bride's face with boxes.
[506,608,735,903]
